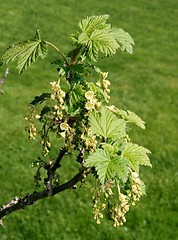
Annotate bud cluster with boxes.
[81,128,97,153]
[50,79,65,121]
[110,193,129,227]
[91,174,144,227]
[40,133,51,156]
[129,172,142,204]
[60,121,76,152]
[85,90,101,111]
[96,72,111,101]
[25,106,37,140]
[91,180,115,225]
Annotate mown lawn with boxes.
[0,0,178,239]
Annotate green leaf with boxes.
[0,30,48,73]
[65,84,85,116]
[101,143,116,154]
[140,181,146,195]
[79,29,118,61]
[30,93,51,106]
[101,142,121,156]
[79,15,110,35]
[111,28,135,54]
[89,107,126,139]
[112,156,129,183]
[85,149,128,184]
[65,64,86,83]
[75,15,134,61]
[126,110,145,129]
[122,143,151,172]
[40,106,52,123]
[41,106,51,116]
[114,107,145,129]
[85,149,111,184]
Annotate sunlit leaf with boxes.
[111,28,134,54]
[74,15,135,61]
[79,15,110,34]
[0,30,48,73]
[122,143,151,172]
[89,106,126,139]
[114,107,145,129]
[126,110,145,129]
[85,149,128,184]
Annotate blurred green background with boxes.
[0,0,178,239]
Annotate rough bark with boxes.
[0,168,86,225]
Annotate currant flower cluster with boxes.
[96,72,111,102]
[80,127,97,153]
[25,105,37,140]
[110,193,130,227]
[129,171,142,205]
[92,180,114,225]
[25,68,112,155]
[85,90,101,111]
[60,122,76,152]
[91,172,144,227]
[50,79,65,121]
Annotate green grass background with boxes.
[0,0,178,239]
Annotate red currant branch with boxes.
[0,167,87,225]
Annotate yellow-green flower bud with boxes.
[60,90,66,98]
[85,101,95,110]
[50,81,60,92]
[53,105,59,110]
[60,122,69,131]
[35,114,41,119]
[101,71,108,79]
[103,79,110,86]
[51,93,56,100]
[85,90,94,100]
[96,81,101,87]
[60,131,66,138]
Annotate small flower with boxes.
[85,90,94,100]
[105,88,110,93]
[51,93,56,100]
[60,90,66,98]
[85,101,95,110]
[35,114,41,119]
[119,193,128,202]
[96,81,101,87]
[60,122,69,131]
[98,213,103,219]
[101,203,106,210]
[103,79,110,86]
[50,81,60,92]
[53,105,59,110]
[58,97,64,104]
[107,105,116,112]
[96,219,101,224]
[132,172,139,179]
[95,101,101,109]
[46,141,51,148]
[60,131,66,138]
[101,72,108,79]
[31,127,36,132]
[90,98,97,105]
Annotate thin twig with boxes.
[44,147,67,196]
[51,147,67,172]
[45,41,69,66]
[0,68,9,94]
